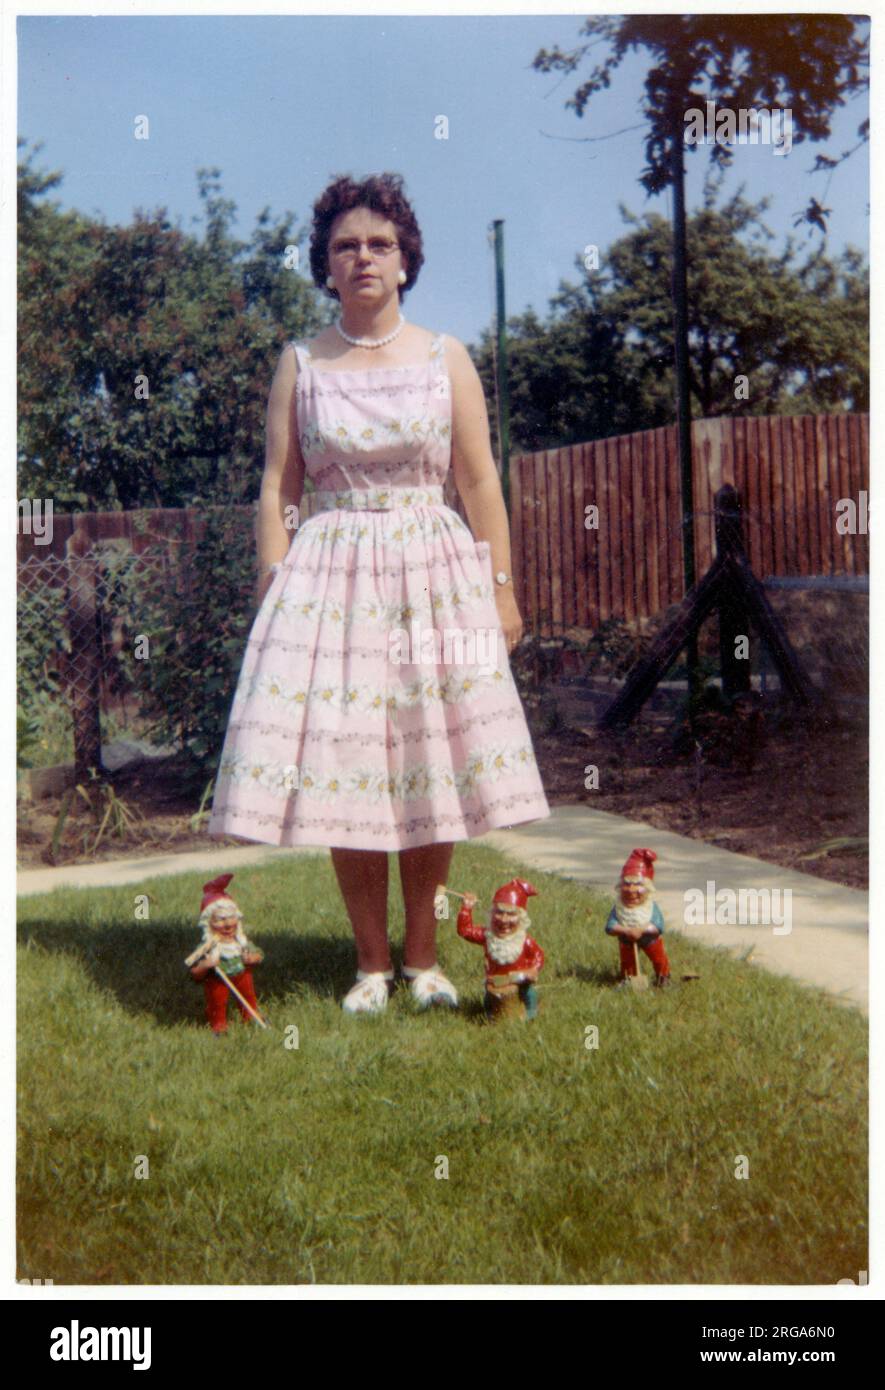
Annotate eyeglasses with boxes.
[330,237,400,260]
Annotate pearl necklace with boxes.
[334,312,406,349]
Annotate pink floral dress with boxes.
[207,331,550,850]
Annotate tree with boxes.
[596,183,868,420]
[532,15,869,224]
[471,302,656,455]
[18,144,333,510]
[471,184,868,454]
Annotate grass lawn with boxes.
[17,843,867,1285]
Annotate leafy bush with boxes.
[582,616,651,678]
[16,705,41,770]
[17,569,69,704]
[16,568,76,768]
[113,504,256,774]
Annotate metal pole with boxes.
[669,115,700,714]
[492,219,511,517]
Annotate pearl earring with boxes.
[397,270,406,285]
[326,275,336,289]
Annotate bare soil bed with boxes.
[529,685,868,891]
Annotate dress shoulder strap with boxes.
[429,332,446,361]
[290,340,312,368]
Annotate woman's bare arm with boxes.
[447,336,523,649]
[255,343,305,604]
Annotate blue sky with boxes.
[18,12,870,348]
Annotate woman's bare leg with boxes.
[398,841,455,972]
[330,847,391,973]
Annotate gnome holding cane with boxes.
[454,878,545,1020]
[605,849,671,988]
[186,874,268,1034]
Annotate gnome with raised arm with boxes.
[186,873,266,1034]
[605,849,671,988]
[456,878,544,1020]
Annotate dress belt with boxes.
[314,485,446,512]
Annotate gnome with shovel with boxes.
[606,849,671,990]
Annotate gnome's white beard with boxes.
[613,896,654,928]
[485,927,527,964]
[202,922,248,959]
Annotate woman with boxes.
[208,172,550,1014]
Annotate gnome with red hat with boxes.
[456,878,545,1020]
[605,849,671,987]
[186,874,265,1034]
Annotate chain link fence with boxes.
[17,540,201,787]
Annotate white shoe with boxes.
[342,970,392,1015]
[404,965,458,1010]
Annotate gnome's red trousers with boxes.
[204,968,260,1032]
[619,936,670,979]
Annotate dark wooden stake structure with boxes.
[598,484,818,729]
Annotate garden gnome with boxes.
[457,878,544,1020]
[605,849,671,987]
[185,873,265,1034]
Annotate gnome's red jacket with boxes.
[457,905,544,980]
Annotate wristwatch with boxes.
[494,571,513,587]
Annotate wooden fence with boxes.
[510,413,869,634]
[18,412,869,635]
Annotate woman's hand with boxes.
[615,926,646,944]
[495,586,524,655]
[190,947,221,981]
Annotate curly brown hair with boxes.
[309,172,424,302]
